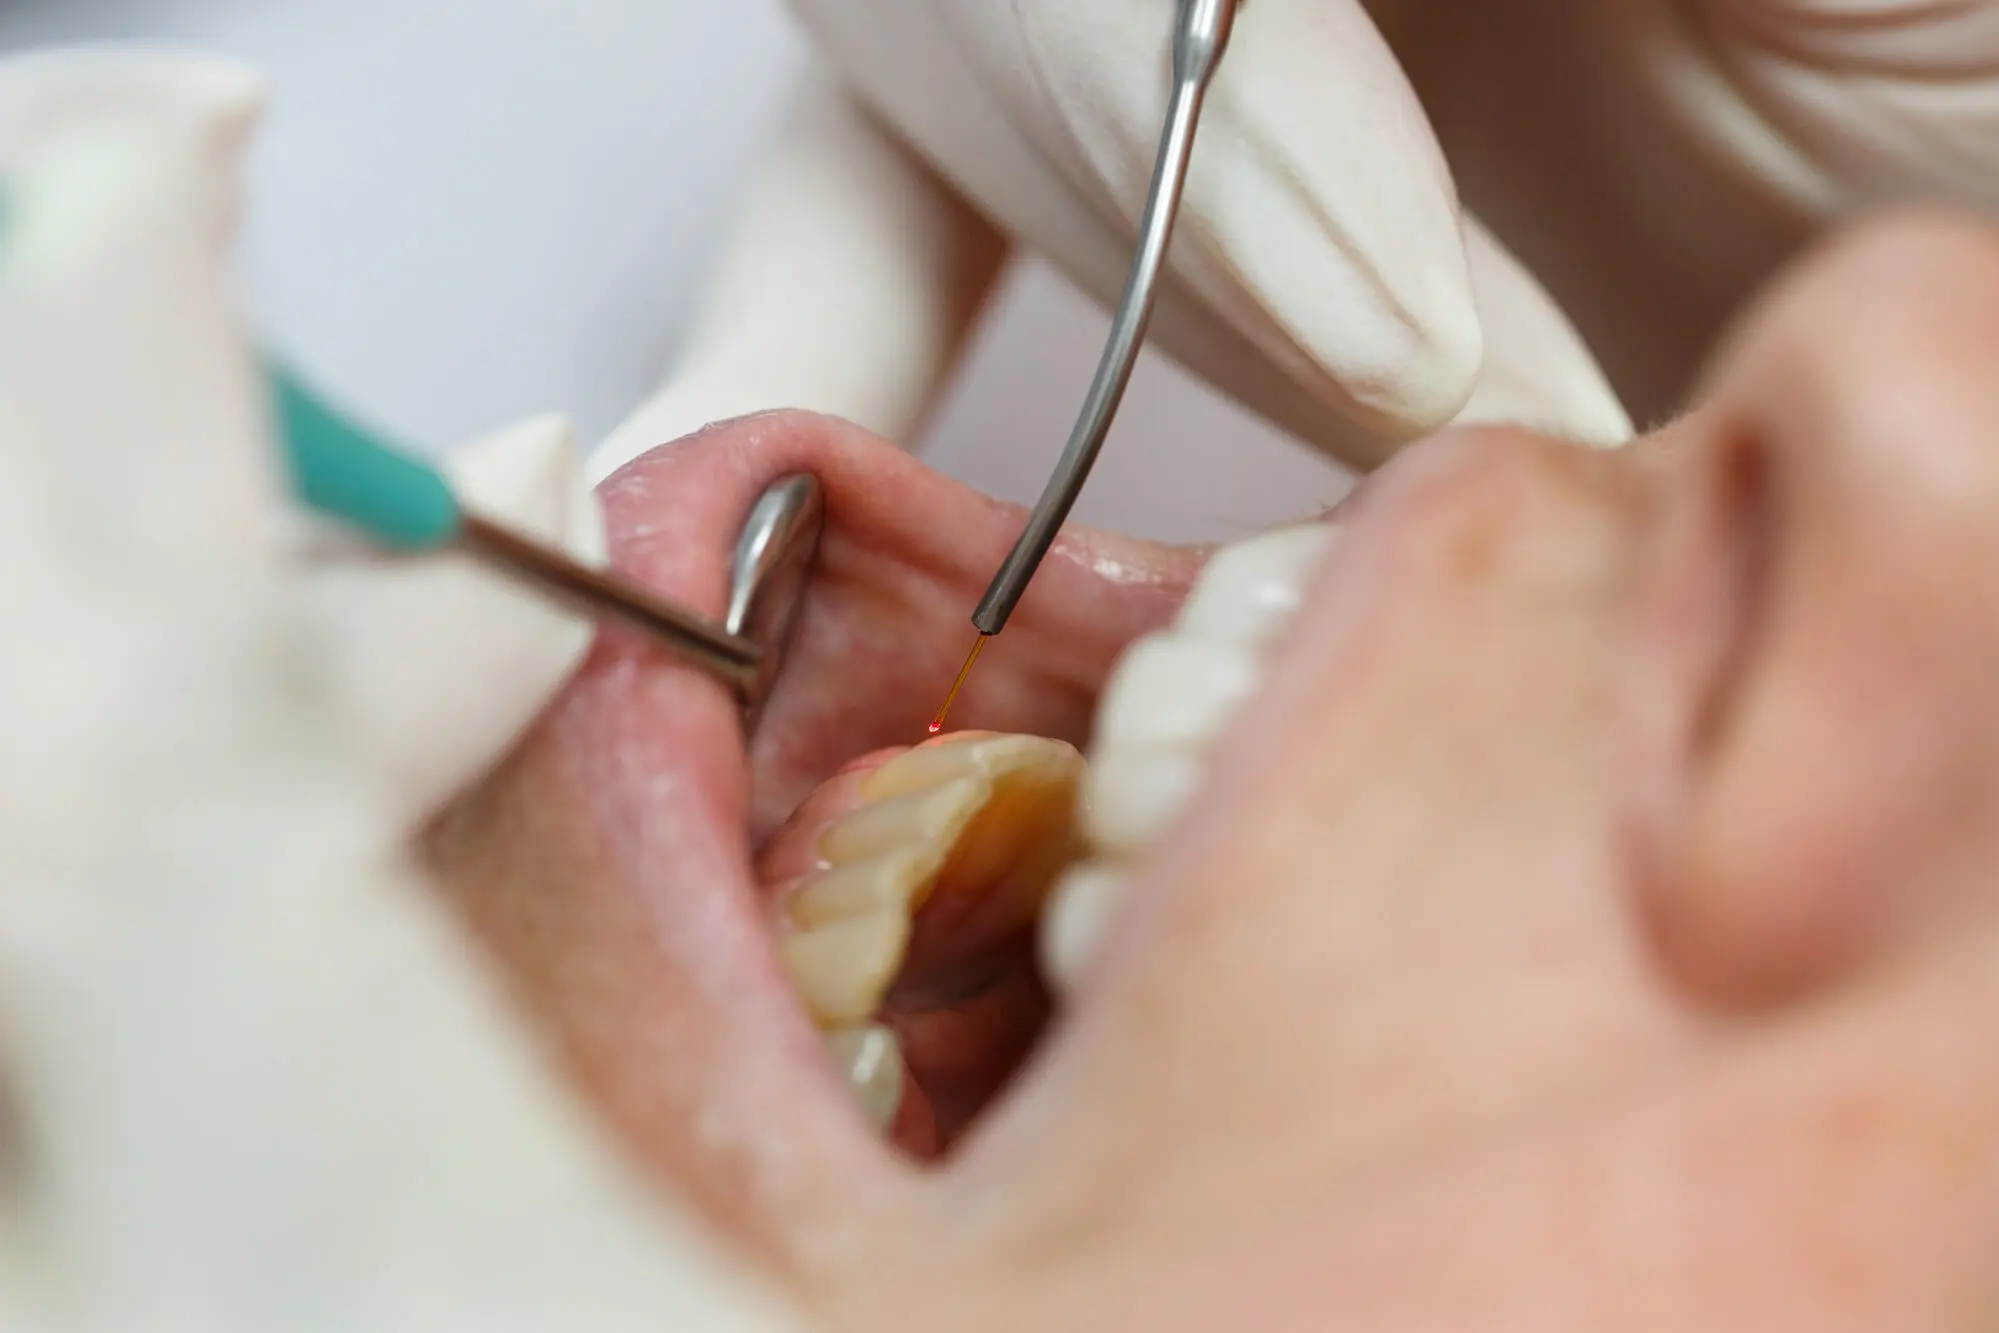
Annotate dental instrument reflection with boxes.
[940,0,1241,731]
[273,367,823,708]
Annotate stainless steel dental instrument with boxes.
[273,364,823,710]
[930,0,1240,735]
[968,0,1240,642]
[726,473,826,720]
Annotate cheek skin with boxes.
[847,395,1999,1329]
[1644,216,1999,1006]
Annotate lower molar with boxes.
[764,731,1085,1145]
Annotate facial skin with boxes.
[428,212,1999,1331]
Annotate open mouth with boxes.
[426,410,1207,1267]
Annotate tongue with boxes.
[427,411,1200,1276]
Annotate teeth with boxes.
[773,734,1084,1119]
[823,1025,905,1131]
[1043,522,1336,996]
[861,733,1071,800]
[1176,525,1335,647]
[817,776,990,864]
[787,845,948,929]
[1040,862,1125,996]
[1094,633,1262,751]
[779,912,911,1027]
[1080,747,1207,857]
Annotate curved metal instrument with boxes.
[969,0,1241,637]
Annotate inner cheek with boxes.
[743,578,970,843]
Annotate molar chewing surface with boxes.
[773,735,1084,1132]
[1042,523,1336,994]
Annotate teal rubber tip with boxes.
[269,364,463,552]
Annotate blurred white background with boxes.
[0,0,1349,543]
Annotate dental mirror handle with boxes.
[272,364,464,552]
[969,0,1239,638]
[268,363,763,694]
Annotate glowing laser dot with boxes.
[929,634,990,736]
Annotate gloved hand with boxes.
[0,46,610,831]
[0,52,789,1328]
[594,0,1639,484]
[596,0,1999,485]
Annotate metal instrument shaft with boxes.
[459,514,761,694]
[969,0,1240,638]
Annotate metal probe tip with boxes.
[968,0,1239,641]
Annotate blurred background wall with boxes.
[0,0,1349,543]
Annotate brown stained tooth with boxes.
[778,912,912,1027]
[777,733,1091,1046]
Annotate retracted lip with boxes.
[426,410,1202,1278]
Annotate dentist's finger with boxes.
[0,49,611,836]
[592,69,1008,484]
[1457,215,1634,447]
[794,0,1485,467]
[0,46,263,167]
[0,54,278,857]
[0,49,271,578]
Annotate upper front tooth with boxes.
[1081,747,1207,856]
[1094,634,1262,751]
[1176,524,1335,647]
[1041,861,1125,997]
[1040,523,1337,997]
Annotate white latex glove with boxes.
[0,44,608,831]
[594,1,1638,485]
[1363,0,1999,425]
[0,49,792,1331]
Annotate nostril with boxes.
[1687,424,1777,766]
[1624,414,1786,1008]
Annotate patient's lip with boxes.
[427,410,1200,1275]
